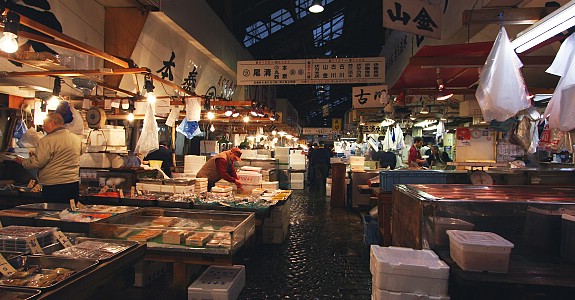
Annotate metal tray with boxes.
[0,286,41,299]
[0,255,98,290]
[50,237,137,261]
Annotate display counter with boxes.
[350,170,379,208]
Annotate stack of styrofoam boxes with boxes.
[241,149,258,159]
[370,246,450,300]
[289,150,306,170]
[275,147,290,170]
[134,260,167,287]
[349,156,365,172]
[85,126,127,153]
[195,178,208,193]
[211,184,233,197]
[262,181,279,190]
[188,265,245,300]
[184,155,206,174]
[136,182,163,193]
[199,140,218,154]
[237,170,263,194]
[262,198,290,244]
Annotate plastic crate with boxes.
[379,170,447,192]
[188,265,245,300]
[362,215,382,246]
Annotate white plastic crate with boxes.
[188,265,245,300]
[446,230,513,273]
[370,246,449,296]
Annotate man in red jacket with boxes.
[197,147,244,191]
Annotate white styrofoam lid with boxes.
[562,213,575,222]
[446,230,514,250]
[370,246,449,278]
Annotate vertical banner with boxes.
[332,118,342,133]
[383,0,441,39]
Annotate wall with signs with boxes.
[120,12,246,99]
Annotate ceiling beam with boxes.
[463,7,558,26]
[0,68,150,78]
[409,55,555,68]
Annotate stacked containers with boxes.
[195,178,208,193]
[349,156,365,172]
[370,246,450,300]
[184,155,206,174]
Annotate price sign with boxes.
[25,236,44,254]
[0,254,16,276]
[54,231,73,248]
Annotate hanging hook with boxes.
[498,11,504,28]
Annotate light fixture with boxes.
[269,111,276,121]
[209,124,215,132]
[144,74,156,103]
[272,130,277,136]
[231,109,240,118]
[243,116,250,123]
[436,89,454,101]
[511,1,575,53]
[409,113,417,121]
[420,105,430,114]
[436,68,453,101]
[224,107,233,117]
[46,77,61,110]
[309,0,324,13]
[207,111,215,120]
[359,116,366,126]
[127,112,134,122]
[0,11,19,54]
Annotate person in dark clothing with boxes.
[307,143,317,187]
[427,145,452,169]
[144,141,174,177]
[313,143,331,190]
[379,151,397,170]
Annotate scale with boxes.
[470,170,493,185]
[86,108,106,129]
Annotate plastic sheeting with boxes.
[475,27,530,122]
[165,106,180,127]
[134,103,159,157]
[544,33,575,132]
[393,123,405,150]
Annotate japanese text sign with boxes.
[383,1,441,39]
[352,85,388,109]
[238,57,385,85]
[302,127,334,135]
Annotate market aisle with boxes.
[237,189,372,299]
[88,189,372,299]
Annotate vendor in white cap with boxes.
[197,147,244,192]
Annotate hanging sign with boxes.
[352,85,389,109]
[383,1,441,39]
[238,57,385,85]
[332,118,342,132]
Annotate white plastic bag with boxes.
[134,103,159,157]
[475,27,530,122]
[544,33,575,131]
[165,106,180,127]
[17,127,44,148]
[64,105,84,135]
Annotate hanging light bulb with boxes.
[0,12,20,54]
[210,124,215,132]
[207,111,215,120]
[231,109,240,118]
[272,130,277,136]
[420,105,429,114]
[144,74,156,103]
[127,112,134,122]
[224,107,233,117]
[46,77,61,110]
[243,116,250,123]
[309,0,324,13]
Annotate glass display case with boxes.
[90,208,255,255]
[392,184,575,256]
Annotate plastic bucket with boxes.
[149,160,163,169]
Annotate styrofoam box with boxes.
[290,163,306,170]
[350,156,365,165]
[241,149,258,159]
[262,181,279,190]
[446,230,514,273]
[136,183,163,192]
[241,166,262,172]
[200,140,219,153]
[238,172,262,184]
[275,147,290,157]
[290,173,305,181]
[370,246,449,296]
[291,182,304,189]
[372,285,450,300]
[188,265,245,300]
[185,155,206,164]
[161,185,195,194]
[275,155,289,164]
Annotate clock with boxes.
[471,130,482,139]
[470,170,493,185]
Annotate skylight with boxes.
[313,13,344,47]
[243,9,294,47]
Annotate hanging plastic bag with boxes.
[64,105,84,135]
[56,101,74,124]
[544,33,575,131]
[475,27,530,122]
[165,106,180,127]
[17,127,44,148]
[176,118,200,139]
[527,119,540,154]
[509,116,531,151]
[134,103,159,157]
[13,118,27,139]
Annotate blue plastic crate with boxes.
[379,170,447,192]
[362,215,381,245]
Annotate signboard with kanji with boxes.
[302,127,334,135]
[332,118,342,132]
[383,0,441,39]
[359,122,390,134]
[237,57,385,85]
[352,85,389,109]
